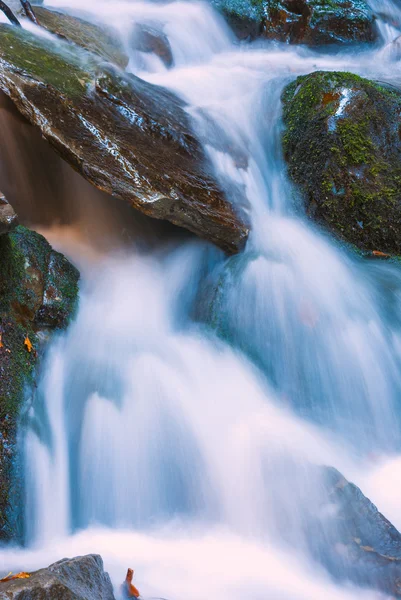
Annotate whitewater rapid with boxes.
[1,1,401,599]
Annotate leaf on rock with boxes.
[0,572,31,583]
[24,336,33,353]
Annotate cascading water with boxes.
[2,1,401,599]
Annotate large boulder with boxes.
[0,24,248,254]
[0,224,79,539]
[0,555,115,599]
[212,0,378,44]
[310,467,401,598]
[281,71,401,255]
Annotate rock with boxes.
[0,24,248,254]
[0,192,18,235]
[310,467,401,598]
[212,0,378,45]
[281,71,401,255]
[0,554,115,599]
[33,6,129,69]
[131,22,174,68]
[0,225,79,539]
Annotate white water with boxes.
[1,1,401,599]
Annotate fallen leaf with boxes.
[372,250,390,258]
[0,333,3,349]
[0,572,30,583]
[24,336,32,353]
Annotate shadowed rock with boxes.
[0,24,248,253]
[0,192,18,235]
[131,22,174,67]
[281,71,401,255]
[212,0,378,45]
[0,225,79,540]
[310,467,401,598]
[0,555,115,599]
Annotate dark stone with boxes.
[310,467,401,598]
[0,192,18,235]
[131,22,174,67]
[0,554,115,599]
[0,225,79,540]
[212,0,378,45]
[281,71,401,255]
[0,24,248,254]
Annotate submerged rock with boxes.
[0,192,18,235]
[0,225,79,539]
[311,467,401,598]
[281,71,401,255]
[0,24,248,254]
[131,22,174,68]
[0,555,115,599]
[212,0,378,45]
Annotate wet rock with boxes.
[0,554,115,599]
[212,0,378,45]
[0,24,248,254]
[131,22,174,67]
[0,192,18,235]
[281,71,401,255]
[33,6,129,69]
[311,467,401,598]
[0,225,79,539]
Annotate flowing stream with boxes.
[2,1,401,599]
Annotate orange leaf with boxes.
[0,572,30,583]
[0,333,3,349]
[24,336,32,353]
[372,250,390,258]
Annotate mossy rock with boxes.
[0,225,79,540]
[212,0,378,44]
[0,24,248,254]
[33,6,129,69]
[281,71,401,255]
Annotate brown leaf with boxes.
[0,333,3,349]
[24,336,33,353]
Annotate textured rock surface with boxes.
[0,555,115,599]
[0,192,18,235]
[0,225,79,540]
[0,24,248,254]
[33,6,129,68]
[311,467,401,598]
[212,0,378,44]
[281,71,401,254]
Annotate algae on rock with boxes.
[281,71,401,255]
[0,225,79,540]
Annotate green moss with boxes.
[0,23,94,97]
[282,71,401,255]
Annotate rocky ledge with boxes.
[281,71,401,255]
[0,555,115,599]
[0,23,248,254]
[0,207,79,540]
[212,0,378,45]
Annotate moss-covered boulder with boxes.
[212,0,378,44]
[0,225,79,540]
[281,71,401,254]
[0,24,248,254]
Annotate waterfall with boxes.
[1,1,401,599]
